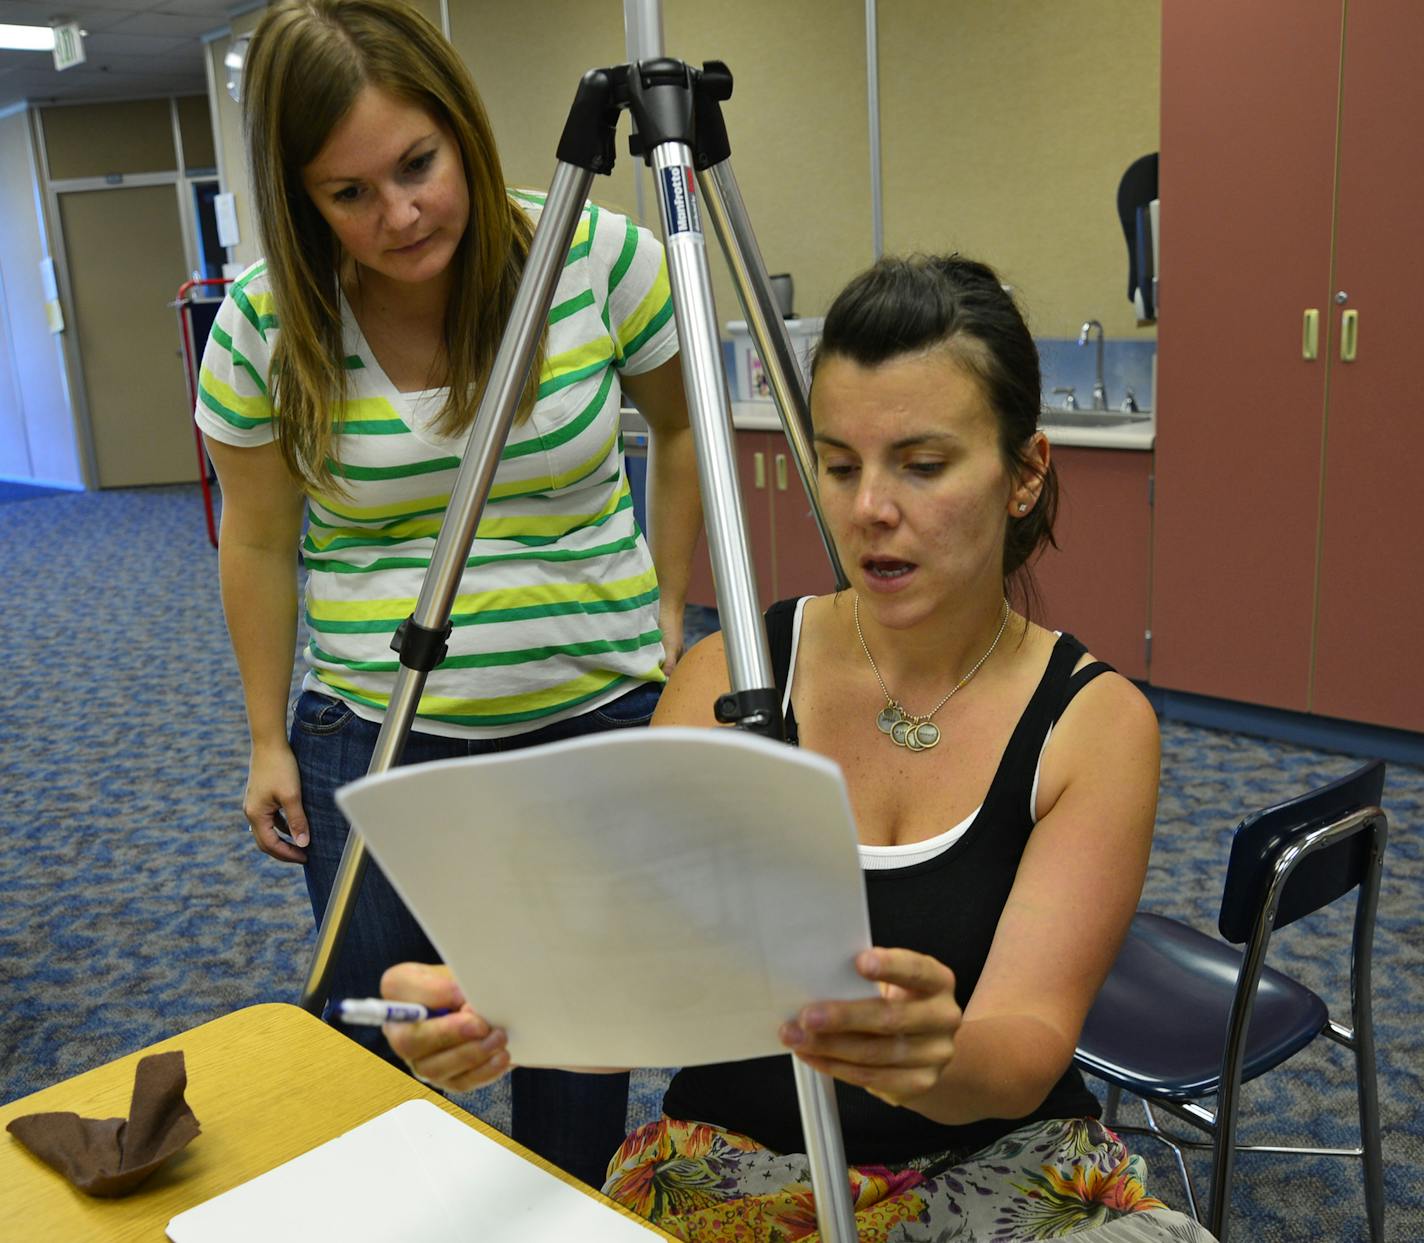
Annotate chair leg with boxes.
[1104,1084,1122,1125]
[1208,1087,1240,1243]
[1355,1029,1385,1241]
[1141,1099,1200,1223]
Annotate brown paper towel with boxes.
[7,1049,201,1196]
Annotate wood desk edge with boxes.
[0,1002,673,1239]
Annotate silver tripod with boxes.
[297,14,856,1239]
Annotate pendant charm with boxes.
[883,713,942,752]
[876,702,903,734]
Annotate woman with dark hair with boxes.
[381,255,1213,1240]
[194,0,700,1189]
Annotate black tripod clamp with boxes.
[391,617,450,672]
[713,688,783,734]
[557,59,734,175]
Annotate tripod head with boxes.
[556,59,734,176]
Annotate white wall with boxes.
[0,106,85,487]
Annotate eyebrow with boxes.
[312,133,439,186]
[813,432,958,450]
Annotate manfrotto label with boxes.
[659,166,701,236]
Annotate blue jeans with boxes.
[292,680,662,1188]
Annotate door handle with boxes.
[1302,308,1319,361]
[753,451,765,489]
[1340,309,1359,362]
[774,453,788,491]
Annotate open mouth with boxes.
[863,557,916,580]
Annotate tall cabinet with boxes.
[1151,0,1423,732]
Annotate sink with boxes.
[1040,410,1152,429]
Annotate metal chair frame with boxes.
[1076,780,1388,1242]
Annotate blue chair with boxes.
[1074,761,1387,1243]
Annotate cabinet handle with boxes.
[1302,308,1320,360]
[1340,309,1359,362]
[753,451,765,489]
[774,453,788,491]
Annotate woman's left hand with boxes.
[779,948,962,1109]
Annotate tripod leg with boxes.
[647,141,777,715]
[645,133,859,1243]
[298,161,597,1014]
[698,160,846,592]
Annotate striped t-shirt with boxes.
[195,195,679,737]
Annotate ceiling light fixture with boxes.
[224,33,250,102]
[0,23,58,51]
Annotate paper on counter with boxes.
[166,1100,664,1242]
[335,726,876,1068]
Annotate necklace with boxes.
[853,594,1011,752]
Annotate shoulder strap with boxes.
[764,598,800,694]
[762,598,803,746]
[1066,661,1113,697]
[1055,645,1117,725]
[978,633,1104,817]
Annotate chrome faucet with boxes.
[1077,319,1108,410]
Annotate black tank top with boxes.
[661,598,1111,1166]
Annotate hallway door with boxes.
[57,184,194,487]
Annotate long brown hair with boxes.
[243,0,543,493]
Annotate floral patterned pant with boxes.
[601,1115,1217,1242]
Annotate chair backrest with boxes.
[1218,760,1387,944]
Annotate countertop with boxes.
[625,403,1156,451]
[1038,411,1155,451]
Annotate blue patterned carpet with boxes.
[1,484,1419,1241]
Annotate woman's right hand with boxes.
[380,963,512,1091]
[244,740,311,863]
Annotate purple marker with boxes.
[335,998,454,1026]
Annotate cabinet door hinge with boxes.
[1144,629,1153,666]
[1147,473,1155,507]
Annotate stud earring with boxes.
[1017,501,1028,513]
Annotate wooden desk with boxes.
[0,1003,669,1241]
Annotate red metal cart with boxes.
[174,277,231,547]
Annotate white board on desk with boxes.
[166,1100,664,1242]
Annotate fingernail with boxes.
[479,1030,506,1053]
[296,833,309,846]
[803,1007,827,1030]
[780,1023,805,1046]
[860,951,881,976]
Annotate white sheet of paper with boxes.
[166,1100,662,1242]
[335,726,876,1067]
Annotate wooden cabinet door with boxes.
[1149,0,1342,710]
[685,430,776,610]
[767,444,840,602]
[1034,448,1152,681]
[1310,0,1424,730]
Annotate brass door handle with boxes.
[1340,309,1359,362]
[774,453,788,491]
[753,451,766,488]
[1302,308,1320,360]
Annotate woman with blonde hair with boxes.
[381,255,1216,1240]
[195,0,699,1187]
